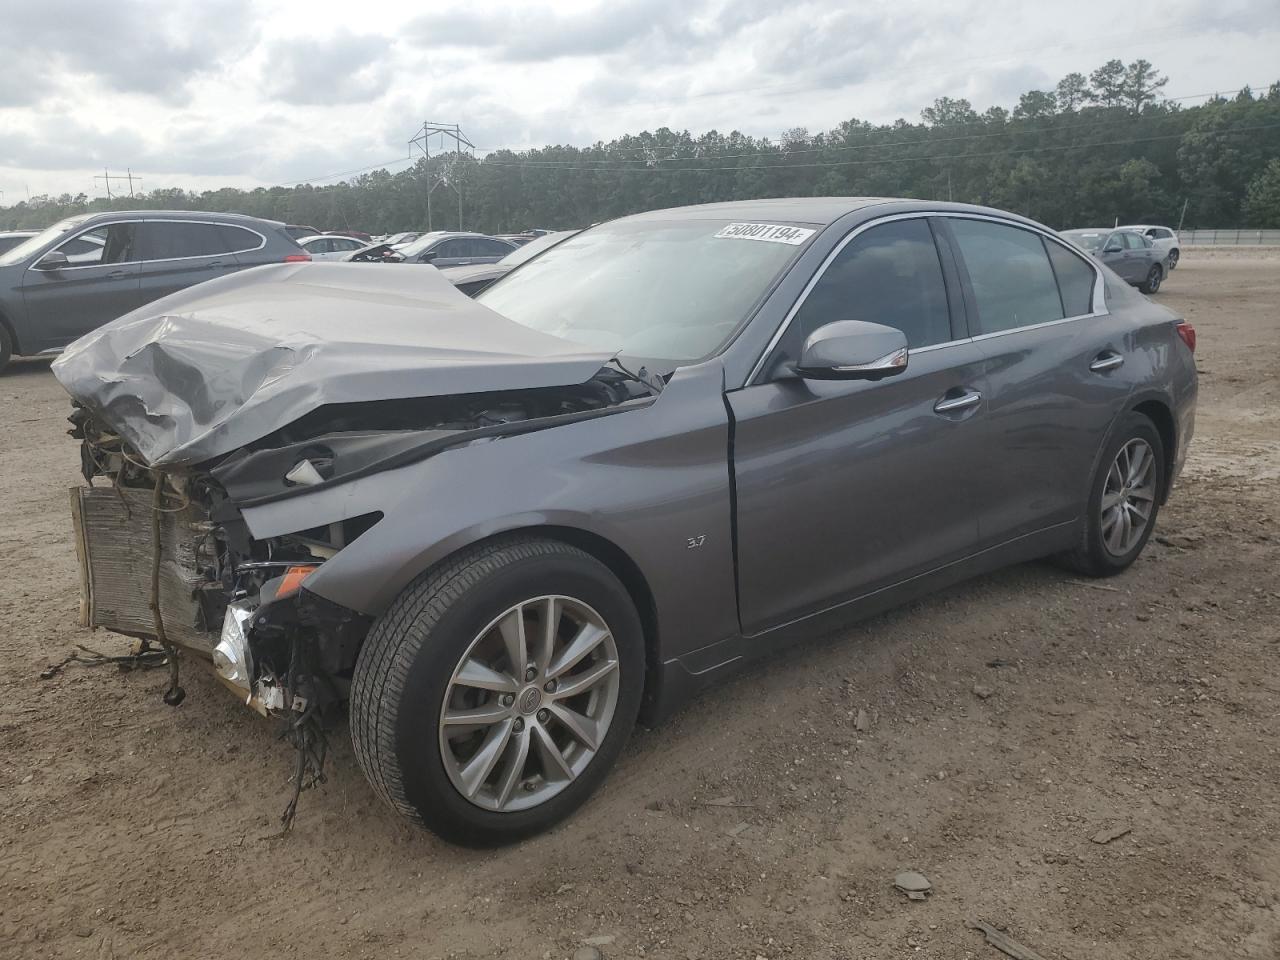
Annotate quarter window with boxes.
[1044,240,1096,317]
[217,224,264,253]
[791,218,952,349]
[949,219,1064,334]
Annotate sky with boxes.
[1,0,1278,203]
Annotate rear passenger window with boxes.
[792,218,952,348]
[138,222,234,260]
[949,219,1064,334]
[1045,241,1095,316]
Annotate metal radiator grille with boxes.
[70,485,219,656]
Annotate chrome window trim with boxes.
[39,218,267,271]
[747,210,1106,384]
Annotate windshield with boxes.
[0,215,91,267]
[398,232,448,256]
[476,218,813,366]
[1063,230,1106,252]
[497,230,577,267]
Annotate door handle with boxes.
[1090,353,1124,372]
[206,260,224,269]
[106,270,129,280]
[934,390,982,414]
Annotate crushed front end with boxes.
[68,407,375,718]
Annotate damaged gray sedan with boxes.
[54,198,1197,845]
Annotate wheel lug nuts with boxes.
[543,679,556,693]
[523,781,536,792]
[536,708,550,723]
[501,694,514,707]
[525,665,537,682]
[513,717,524,732]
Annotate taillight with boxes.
[284,253,311,262]
[1175,321,1196,353]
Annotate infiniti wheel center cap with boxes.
[518,686,543,715]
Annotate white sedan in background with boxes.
[298,235,368,261]
[1119,224,1181,270]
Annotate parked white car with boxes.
[1119,225,1181,270]
[298,235,367,261]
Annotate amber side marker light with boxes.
[277,565,318,599]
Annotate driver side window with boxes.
[58,223,136,265]
[791,218,953,349]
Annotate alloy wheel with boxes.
[438,595,621,812]
[1147,267,1161,292]
[1100,438,1157,556]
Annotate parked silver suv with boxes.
[0,210,307,371]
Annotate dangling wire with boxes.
[150,472,185,706]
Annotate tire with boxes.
[1060,411,1165,577]
[1166,248,1179,270]
[1139,264,1163,294]
[0,324,12,373]
[350,536,644,846]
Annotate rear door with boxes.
[942,216,1132,546]
[730,216,987,634]
[134,220,248,306]
[471,238,516,264]
[20,222,143,351]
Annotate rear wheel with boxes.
[350,537,644,846]
[1139,264,1163,294]
[1166,248,1179,270]
[1060,412,1165,577]
[0,324,12,373]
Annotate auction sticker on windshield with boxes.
[714,223,815,245]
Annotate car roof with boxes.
[616,197,1058,230]
[77,209,286,229]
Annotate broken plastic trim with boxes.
[228,396,654,508]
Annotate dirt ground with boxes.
[1,252,1277,960]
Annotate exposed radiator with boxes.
[70,485,221,656]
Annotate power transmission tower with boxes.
[94,168,140,199]
[409,122,474,231]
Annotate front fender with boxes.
[238,361,739,663]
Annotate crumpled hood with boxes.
[52,262,612,467]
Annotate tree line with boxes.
[5,60,1280,235]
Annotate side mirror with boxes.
[34,250,69,271]
[418,250,438,263]
[794,320,909,381]
[1103,241,1123,253]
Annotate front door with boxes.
[729,217,986,634]
[1097,232,1136,281]
[21,222,142,352]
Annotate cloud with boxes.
[267,31,393,105]
[0,0,254,107]
[404,0,725,64]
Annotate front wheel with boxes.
[1060,412,1165,577]
[350,537,644,846]
[1139,264,1163,294]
